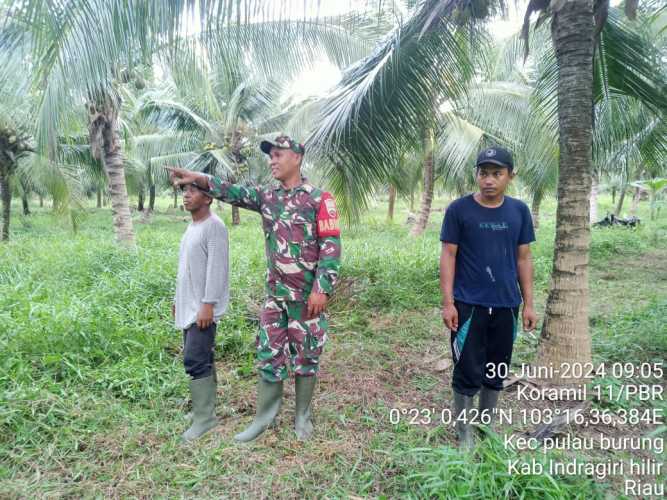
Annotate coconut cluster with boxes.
[0,124,32,156]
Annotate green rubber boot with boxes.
[479,386,500,426]
[185,364,216,422]
[453,391,475,450]
[234,378,283,443]
[295,375,317,441]
[182,375,217,442]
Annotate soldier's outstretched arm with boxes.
[167,167,262,212]
[206,175,262,213]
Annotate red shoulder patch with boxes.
[316,192,341,237]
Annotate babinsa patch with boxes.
[317,192,340,237]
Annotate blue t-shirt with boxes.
[440,194,535,308]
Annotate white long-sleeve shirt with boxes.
[174,214,229,329]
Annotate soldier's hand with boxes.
[307,292,328,319]
[442,303,458,332]
[166,166,203,188]
[196,303,214,329]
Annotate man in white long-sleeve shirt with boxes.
[173,182,229,442]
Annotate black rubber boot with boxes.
[234,378,283,442]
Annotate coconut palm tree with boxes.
[0,22,35,240]
[142,66,287,224]
[0,43,93,241]
[0,131,33,241]
[117,81,202,213]
[593,94,666,217]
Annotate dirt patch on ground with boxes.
[594,249,667,283]
[210,308,452,440]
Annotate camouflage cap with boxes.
[260,135,305,155]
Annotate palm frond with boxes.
[141,98,218,139]
[595,8,667,114]
[307,1,487,219]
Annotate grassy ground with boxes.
[1,193,665,498]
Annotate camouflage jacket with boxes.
[206,175,342,302]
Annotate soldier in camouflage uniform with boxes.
[168,135,341,442]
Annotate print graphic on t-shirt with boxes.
[479,222,509,231]
[485,266,496,282]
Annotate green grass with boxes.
[401,436,608,499]
[0,194,665,497]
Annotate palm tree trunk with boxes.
[410,190,415,212]
[531,191,543,230]
[649,191,656,221]
[614,158,629,216]
[20,180,30,215]
[611,187,616,205]
[537,0,594,384]
[173,187,178,209]
[589,174,598,223]
[89,99,135,245]
[148,185,156,211]
[96,189,102,208]
[629,187,640,216]
[229,139,244,226]
[103,138,135,244]
[138,190,145,212]
[39,195,44,208]
[387,185,396,222]
[410,128,435,236]
[0,164,11,241]
[614,185,626,216]
[22,192,30,215]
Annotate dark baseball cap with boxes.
[475,146,514,171]
[260,134,305,155]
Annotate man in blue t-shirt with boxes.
[440,146,537,449]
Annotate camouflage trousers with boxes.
[256,297,328,382]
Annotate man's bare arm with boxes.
[517,243,537,331]
[440,243,459,331]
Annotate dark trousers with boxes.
[450,301,519,396]
[183,322,217,379]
